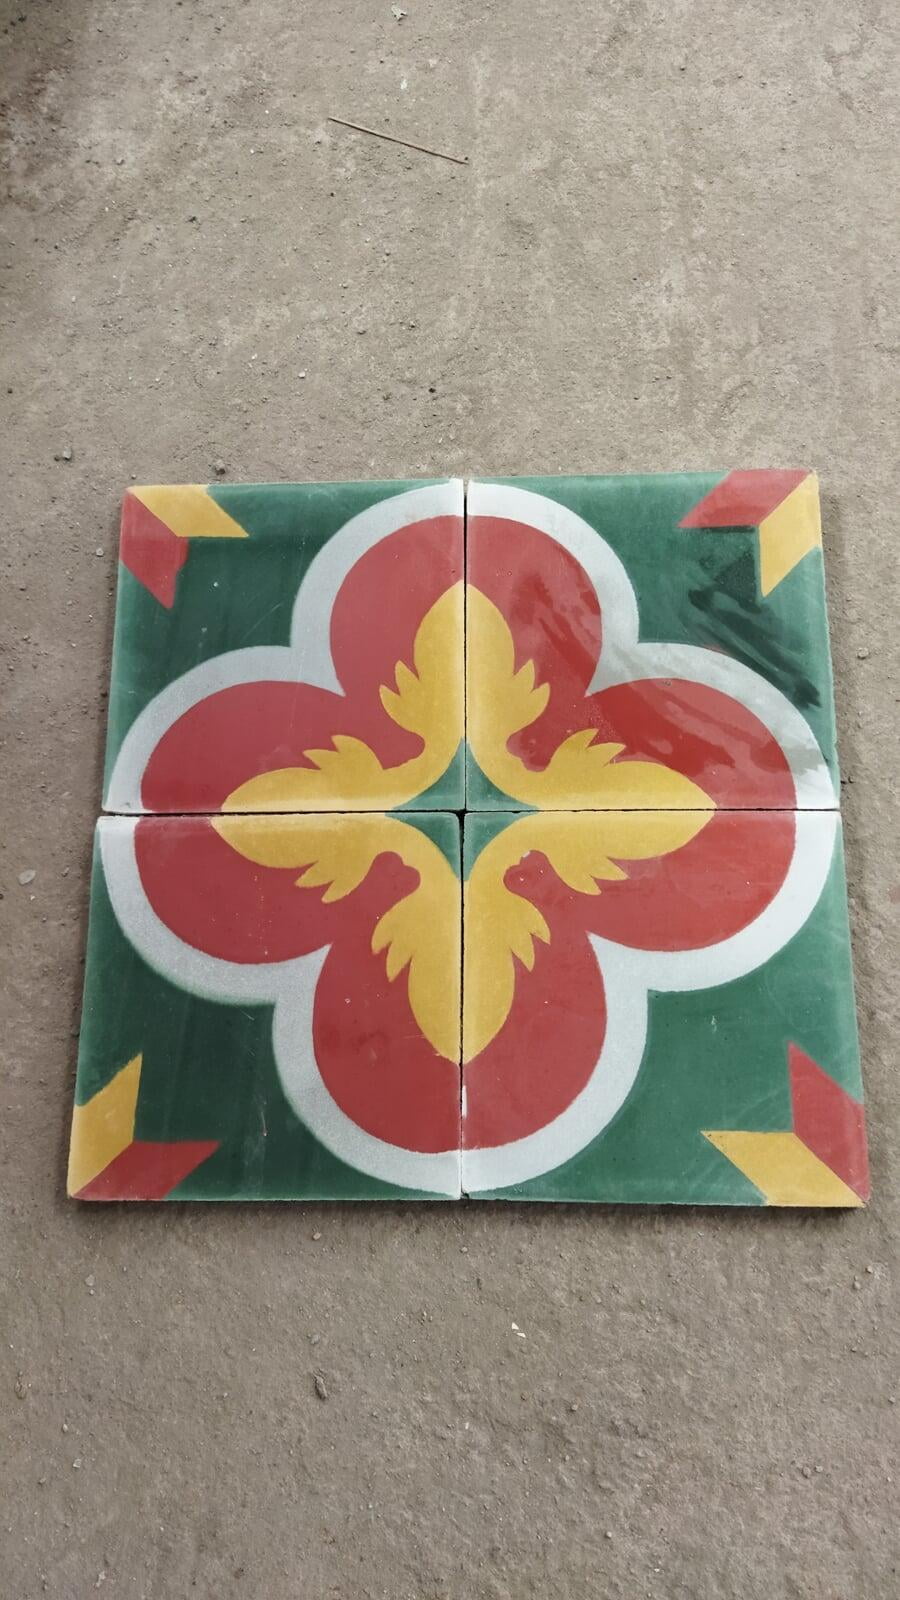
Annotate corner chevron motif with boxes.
[704,1045,869,1207]
[120,484,248,608]
[680,467,822,595]
[67,1053,219,1200]
[69,472,864,1204]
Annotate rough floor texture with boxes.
[2,2,898,1596]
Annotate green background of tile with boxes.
[89,471,853,1203]
[465,472,838,809]
[74,812,860,1204]
[463,814,860,1203]
[73,812,461,1201]
[103,478,464,810]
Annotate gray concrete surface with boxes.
[2,2,898,1595]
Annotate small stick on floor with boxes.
[326,117,469,167]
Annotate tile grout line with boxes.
[459,477,468,1199]
[97,473,839,1200]
[98,806,845,819]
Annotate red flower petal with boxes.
[596,680,792,807]
[141,516,462,811]
[134,818,459,1156]
[469,513,796,807]
[469,514,602,696]
[141,681,413,814]
[575,809,795,953]
[464,806,795,1150]
[330,513,462,700]
[135,816,346,962]
[314,931,460,1154]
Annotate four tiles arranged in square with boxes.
[69,473,868,1205]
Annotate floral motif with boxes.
[106,485,465,815]
[101,483,836,1196]
[104,485,466,1196]
[460,483,835,1190]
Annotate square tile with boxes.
[461,810,866,1205]
[69,813,462,1200]
[104,478,465,812]
[71,471,864,1207]
[465,473,836,810]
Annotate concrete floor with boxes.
[2,2,898,1595]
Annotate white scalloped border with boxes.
[105,480,465,812]
[462,481,837,1192]
[101,483,464,1197]
[97,479,838,1197]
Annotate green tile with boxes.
[69,813,462,1200]
[104,477,465,812]
[462,812,866,1205]
[466,473,837,810]
[70,472,864,1207]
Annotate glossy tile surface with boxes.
[466,474,837,810]
[71,472,865,1205]
[69,814,462,1200]
[461,811,866,1205]
[105,478,465,812]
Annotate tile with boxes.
[73,471,863,1208]
[461,810,866,1204]
[104,478,465,812]
[465,473,837,810]
[69,813,462,1200]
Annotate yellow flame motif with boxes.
[462,587,715,1058]
[466,586,712,810]
[216,584,716,1070]
[463,808,714,1060]
[212,813,461,1063]
[222,584,464,811]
